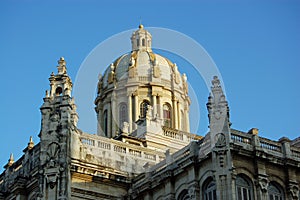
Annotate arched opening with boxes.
[136,39,140,47]
[103,110,108,136]
[203,178,217,200]
[119,103,127,128]
[140,100,150,118]
[55,87,63,96]
[236,174,253,200]
[142,38,145,46]
[268,182,284,200]
[177,189,189,200]
[163,103,172,128]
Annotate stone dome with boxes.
[95,25,190,138]
[100,25,186,91]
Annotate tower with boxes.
[38,57,78,199]
[206,76,233,200]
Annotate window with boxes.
[204,180,217,200]
[137,39,140,46]
[178,189,189,200]
[55,87,63,96]
[119,103,127,127]
[163,104,172,127]
[236,175,253,200]
[268,182,284,200]
[103,110,108,136]
[142,38,145,46]
[140,100,150,118]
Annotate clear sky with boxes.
[0,0,299,170]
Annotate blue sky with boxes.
[0,0,299,170]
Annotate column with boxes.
[128,94,132,133]
[107,102,112,138]
[134,95,139,130]
[173,99,178,129]
[152,95,157,116]
[185,103,190,132]
[111,94,117,137]
[158,96,163,118]
[177,102,181,130]
[97,107,102,136]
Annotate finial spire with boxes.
[57,57,67,74]
[139,17,143,29]
[8,153,14,166]
[28,136,34,150]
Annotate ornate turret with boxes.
[131,24,152,52]
[38,57,78,200]
[206,76,233,200]
[47,57,72,98]
[207,76,231,138]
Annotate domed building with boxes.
[95,24,190,138]
[0,25,299,200]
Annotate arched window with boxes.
[103,110,108,136]
[142,38,145,46]
[136,39,140,47]
[55,87,63,96]
[119,103,127,127]
[236,175,253,200]
[268,182,284,200]
[163,103,172,127]
[203,180,217,200]
[178,189,189,200]
[140,100,150,118]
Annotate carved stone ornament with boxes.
[48,143,60,158]
[128,65,136,78]
[188,186,196,199]
[215,133,226,147]
[146,105,153,118]
[213,111,222,120]
[288,183,299,199]
[257,176,269,192]
[108,71,115,83]
[153,65,160,78]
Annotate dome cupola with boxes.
[131,24,152,52]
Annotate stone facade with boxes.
[0,26,299,200]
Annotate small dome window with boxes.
[119,103,127,128]
[103,110,108,136]
[142,39,145,46]
[163,103,172,128]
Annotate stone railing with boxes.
[79,132,165,163]
[231,129,252,145]
[162,126,202,142]
[230,129,300,159]
[259,138,282,152]
[291,147,300,159]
